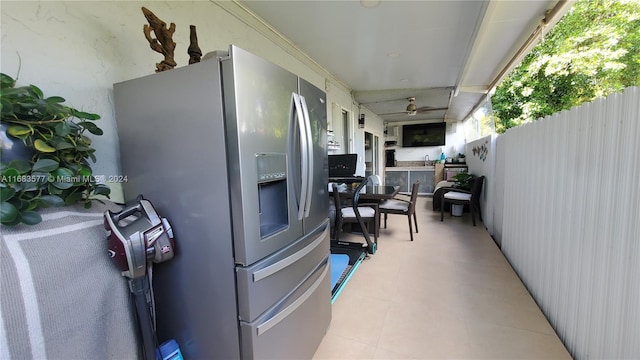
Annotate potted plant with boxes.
[1,73,110,226]
[451,171,474,190]
[457,153,466,163]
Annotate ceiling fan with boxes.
[379,97,448,116]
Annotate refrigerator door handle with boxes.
[292,93,309,221]
[256,262,328,336]
[299,95,314,218]
[252,225,328,282]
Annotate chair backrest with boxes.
[331,178,370,215]
[333,178,373,248]
[352,177,372,249]
[471,176,485,203]
[408,181,420,214]
[331,183,343,212]
[351,176,370,212]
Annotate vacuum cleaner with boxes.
[105,195,177,360]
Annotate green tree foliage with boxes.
[492,0,640,133]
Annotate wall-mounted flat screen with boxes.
[402,122,446,147]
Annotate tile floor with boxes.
[314,196,572,359]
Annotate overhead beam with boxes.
[452,0,491,97]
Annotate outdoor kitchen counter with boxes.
[385,166,435,171]
[384,166,436,194]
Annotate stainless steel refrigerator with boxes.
[114,45,330,359]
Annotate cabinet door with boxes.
[409,170,435,194]
[384,171,409,193]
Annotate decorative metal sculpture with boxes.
[188,25,202,64]
[142,7,176,72]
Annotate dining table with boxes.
[330,184,400,201]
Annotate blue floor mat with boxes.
[330,254,350,290]
[329,245,367,303]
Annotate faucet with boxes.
[424,154,430,166]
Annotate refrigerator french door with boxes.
[298,78,329,233]
[114,45,330,359]
[221,46,328,266]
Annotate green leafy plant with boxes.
[451,171,475,190]
[1,73,110,226]
[492,0,640,132]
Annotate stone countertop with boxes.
[385,166,435,171]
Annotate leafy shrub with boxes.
[1,73,110,226]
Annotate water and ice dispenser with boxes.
[256,154,289,238]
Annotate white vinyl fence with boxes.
[494,87,640,359]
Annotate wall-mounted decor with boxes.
[188,25,202,64]
[142,7,177,72]
[472,139,489,161]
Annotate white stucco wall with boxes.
[1,1,367,202]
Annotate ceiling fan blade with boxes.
[361,97,411,105]
[378,111,409,116]
[416,106,448,113]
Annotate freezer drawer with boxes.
[240,258,331,359]
[236,220,329,322]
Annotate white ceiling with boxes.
[241,0,570,124]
